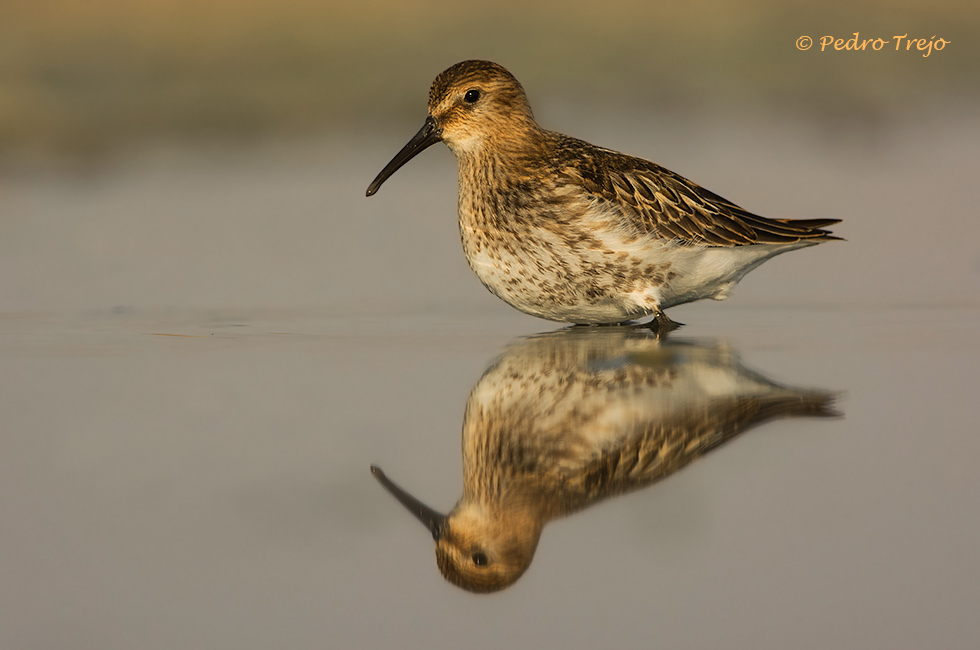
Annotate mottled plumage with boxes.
[367,60,841,327]
[372,327,839,593]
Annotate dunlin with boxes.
[372,328,838,592]
[366,60,840,330]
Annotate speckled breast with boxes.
[455,196,668,324]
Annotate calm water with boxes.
[2,111,979,649]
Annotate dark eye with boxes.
[464,89,481,103]
[472,551,488,566]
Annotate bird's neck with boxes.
[455,125,550,183]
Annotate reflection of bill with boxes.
[372,327,840,593]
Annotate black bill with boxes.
[370,465,448,541]
[365,117,442,197]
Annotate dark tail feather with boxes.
[778,218,841,229]
[755,391,843,421]
[709,390,842,451]
[731,212,842,242]
[776,217,844,241]
[679,390,843,463]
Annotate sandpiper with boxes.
[372,328,838,592]
[366,60,840,329]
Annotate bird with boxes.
[371,327,839,593]
[366,60,840,331]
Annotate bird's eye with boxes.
[471,551,489,566]
[464,89,481,103]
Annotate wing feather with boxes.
[554,134,841,247]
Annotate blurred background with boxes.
[1,0,976,163]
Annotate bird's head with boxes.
[366,60,535,196]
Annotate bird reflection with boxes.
[372,327,838,593]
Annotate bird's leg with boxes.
[648,309,683,337]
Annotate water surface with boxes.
[1,113,979,649]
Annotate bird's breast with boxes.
[455,188,679,323]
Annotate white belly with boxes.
[463,225,814,323]
[655,242,815,309]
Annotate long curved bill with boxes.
[370,465,448,540]
[365,117,442,197]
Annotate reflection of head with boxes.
[433,507,541,594]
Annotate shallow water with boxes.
[2,112,979,649]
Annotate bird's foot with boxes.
[645,310,683,337]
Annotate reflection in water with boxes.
[372,328,839,593]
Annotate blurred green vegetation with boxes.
[0,0,976,158]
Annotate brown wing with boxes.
[556,135,841,246]
[563,391,838,510]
